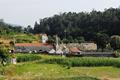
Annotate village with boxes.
[12,34,115,57]
[1,1,120,79]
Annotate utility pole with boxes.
[13,37,16,50]
[56,35,59,51]
[11,37,16,64]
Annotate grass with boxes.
[43,57,120,67]
[0,33,40,45]
[16,54,41,62]
[1,54,120,80]
[2,62,120,80]
[3,62,99,80]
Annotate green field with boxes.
[1,54,120,80]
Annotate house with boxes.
[69,47,81,54]
[41,34,48,43]
[14,43,53,53]
[48,49,56,54]
[35,34,48,43]
[66,43,97,51]
[80,43,97,51]
[56,49,63,54]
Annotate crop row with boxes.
[16,54,41,62]
[43,57,120,67]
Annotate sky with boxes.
[0,0,120,27]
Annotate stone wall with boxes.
[66,43,97,51]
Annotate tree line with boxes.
[31,7,120,50]
[0,20,23,36]
[1,7,120,50]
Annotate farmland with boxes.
[0,54,120,80]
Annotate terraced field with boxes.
[1,54,120,80]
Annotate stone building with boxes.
[66,43,97,51]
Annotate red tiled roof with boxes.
[69,47,80,53]
[15,43,52,47]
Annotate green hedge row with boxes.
[39,76,99,80]
[43,57,120,67]
[17,54,41,62]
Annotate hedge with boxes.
[43,57,120,67]
[17,54,41,62]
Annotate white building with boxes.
[42,34,48,43]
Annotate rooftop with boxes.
[69,47,81,53]
[15,43,52,47]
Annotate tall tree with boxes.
[95,33,110,51]
[110,35,120,50]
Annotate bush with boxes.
[43,57,120,68]
[16,39,32,43]
[16,54,41,62]
[0,47,10,66]
[113,51,120,58]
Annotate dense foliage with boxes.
[33,7,120,49]
[16,54,41,62]
[43,57,120,68]
[110,35,120,50]
[0,21,38,44]
[0,20,23,38]
[0,47,10,66]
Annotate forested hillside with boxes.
[0,20,39,46]
[1,7,120,50]
[34,8,120,38]
[0,20,23,38]
[33,7,120,50]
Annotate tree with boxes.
[77,37,85,43]
[62,38,69,44]
[33,21,39,34]
[95,33,110,51]
[32,7,120,49]
[47,36,55,44]
[9,41,15,47]
[25,25,33,33]
[0,47,10,66]
[67,36,74,43]
[110,35,120,50]
[74,39,78,43]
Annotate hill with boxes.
[0,21,40,48]
[33,7,120,50]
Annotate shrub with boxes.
[16,39,32,43]
[16,54,41,62]
[0,47,10,66]
[43,57,120,68]
[113,51,120,58]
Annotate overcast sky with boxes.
[0,0,120,27]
